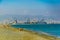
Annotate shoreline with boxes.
[0,24,59,40]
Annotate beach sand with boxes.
[0,24,59,40]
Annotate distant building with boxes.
[24,18,30,24]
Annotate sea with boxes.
[12,24,60,37]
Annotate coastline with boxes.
[0,24,59,40]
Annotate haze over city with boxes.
[0,0,60,20]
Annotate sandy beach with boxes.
[0,24,59,40]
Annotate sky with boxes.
[0,0,60,20]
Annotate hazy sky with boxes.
[0,0,60,20]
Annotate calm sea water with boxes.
[12,24,60,37]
